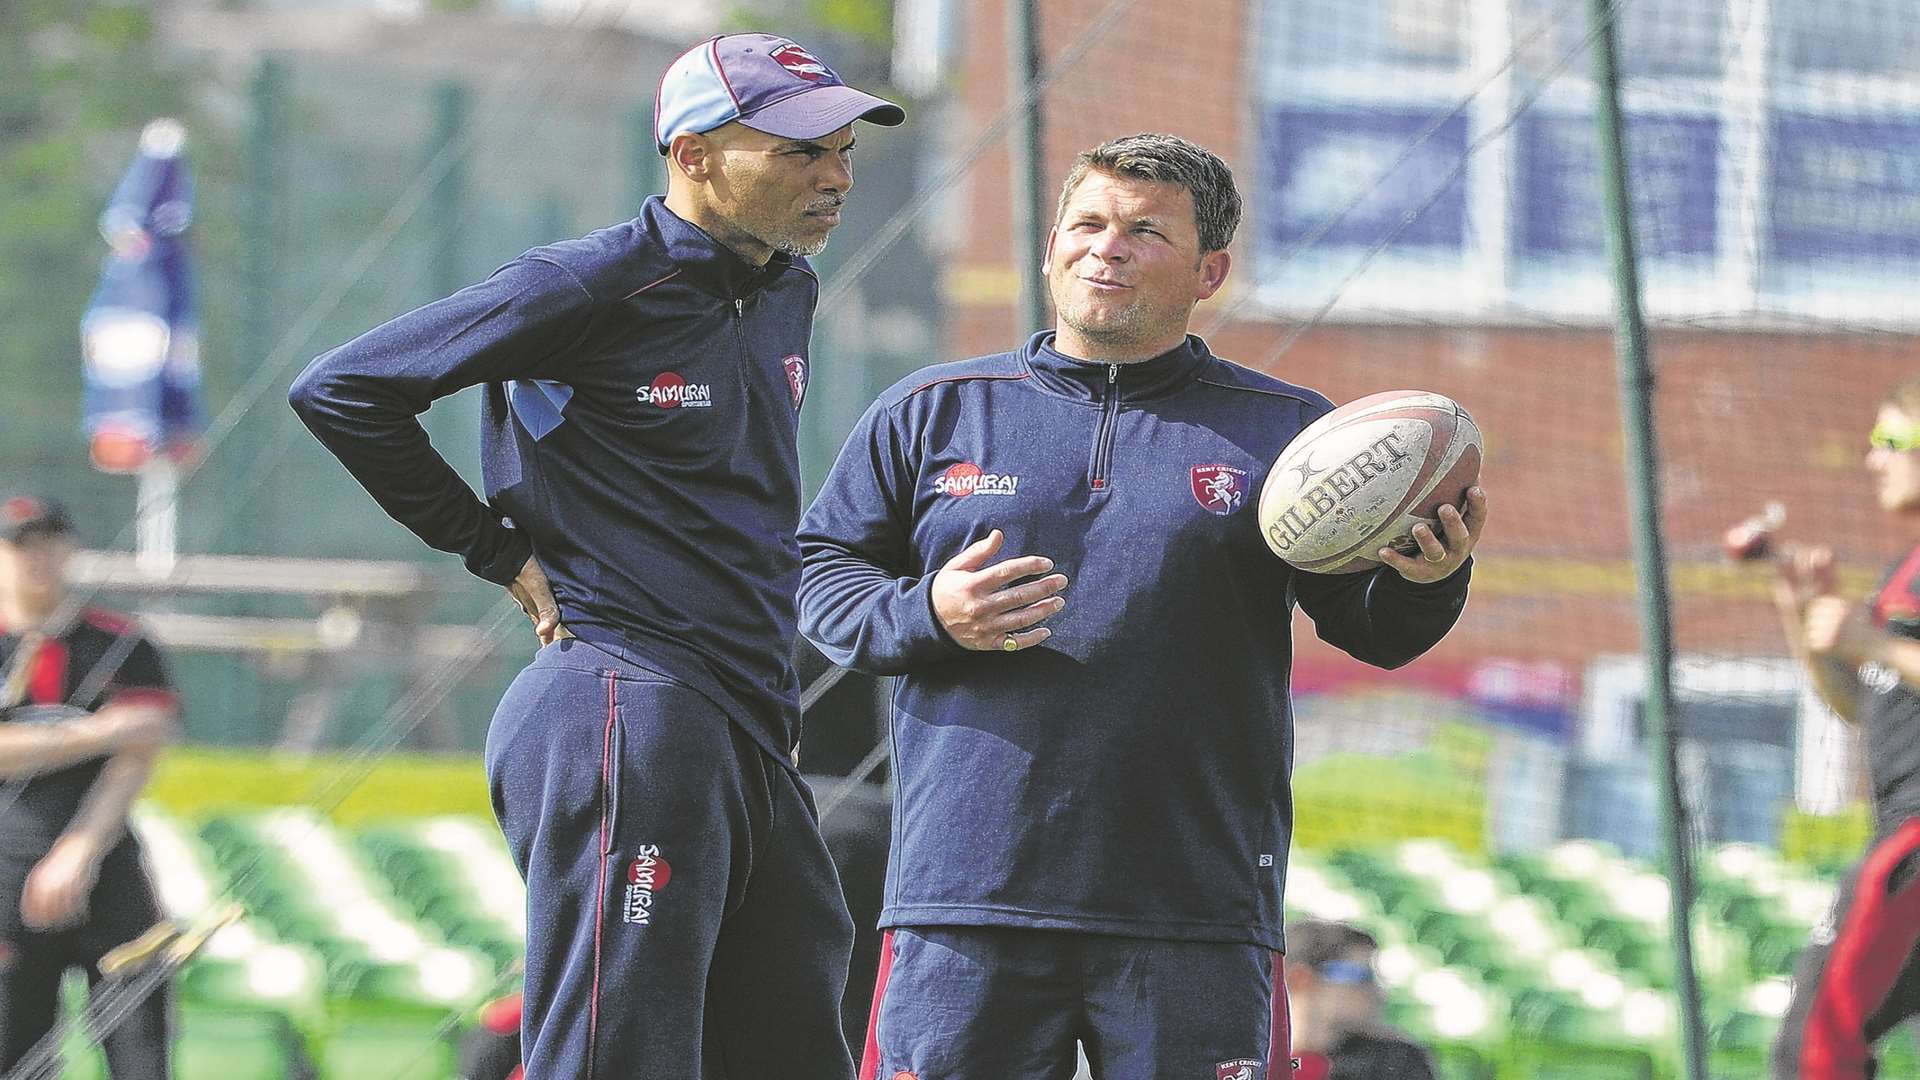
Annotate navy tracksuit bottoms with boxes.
[861,925,1291,1080]
[486,639,856,1079]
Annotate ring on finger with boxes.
[1001,634,1019,652]
[1424,550,1447,564]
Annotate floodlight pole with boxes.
[1586,1,1710,1077]
[1008,0,1049,337]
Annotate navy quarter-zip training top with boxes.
[291,197,817,760]
[798,332,1471,950]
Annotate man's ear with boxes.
[1195,249,1231,302]
[668,132,713,182]
[1041,225,1060,276]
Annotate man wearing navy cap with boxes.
[291,32,903,1079]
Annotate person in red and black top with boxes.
[0,496,181,1078]
[1772,377,1920,1080]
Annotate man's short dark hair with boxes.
[1055,133,1243,254]
[1285,919,1378,971]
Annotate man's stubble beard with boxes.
[732,190,839,259]
[738,210,830,258]
[1058,290,1168,352]
[774,233,831,257]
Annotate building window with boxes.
[1249,0,1920,325]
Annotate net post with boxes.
[1586,1,1710,1077]
[1007,0,1049,338]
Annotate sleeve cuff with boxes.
[468,523,534,587]
[912,575,972,661]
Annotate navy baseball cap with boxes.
[655,34,905,153]
[1,496,74,543]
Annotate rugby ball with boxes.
[1258,390,1481,574]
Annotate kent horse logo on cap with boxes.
[770,42,833,81]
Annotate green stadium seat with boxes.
[1709,1007,1776,1055]
[1579,915,1665,982]
[1405,909,1511,972]
[1545,840,1627,879]
[1497,1042,1655,1080]
[158,812,519,1077]
[353,816,525,963]
[1324,847,1395,890]
[1713,891,1787,930]
[54,965,310,1080]
[1493,852,1554,891]
[1743,919,1812,980]
[1319,851,1439,920]
[318,1010,457,1080]
[331,949,493,1011]
[1429,1041,1495,1080]
[175,1006,311,1080]
[1384,964,1509,1047]
[52,973,305,1080]
[1506,987,1616,1042]
[1708,1049,1769,1080]
[174,945,325,1020]
[1877,1028,1920,1074]
[128,818,1872,1079]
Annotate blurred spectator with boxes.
[1284,919,1435,1080]
[0,496,183,1077]
[456,991,521,1080]
[1768,377,1920,1078]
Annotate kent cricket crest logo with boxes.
[1214,1060,1262,1080]
[771,42,833,82]
[1191,464,1248,515]
[784,355,808,410]
[933,462,1019,498]
[622,846,672,926]
[639,372,712,409]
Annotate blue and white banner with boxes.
[1259,104,1471,255]
[1514,111,1720,261]
[82,118,203,473]
[1769,112,1920,262]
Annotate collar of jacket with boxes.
[642,196,801,301]
[1022,331,1212,405]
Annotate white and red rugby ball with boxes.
[1257,390,1481,574]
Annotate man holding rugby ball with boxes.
[799,133,1486,1079]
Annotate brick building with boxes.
[936,0,1919,673]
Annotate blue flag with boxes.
[81,118,204,473]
